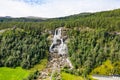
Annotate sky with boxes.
[0,0,120,18]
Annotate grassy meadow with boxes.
[61,72,84,80]
[0,59,47,80]
[0,67,29,80]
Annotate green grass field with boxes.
[0,59,47,80]
[61,72,83,80]
[0,67,29,80]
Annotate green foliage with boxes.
[91,60,113,75]
[1,9,120,31]
[52,71,60,80]
[0,8,120,78]
[112,62,120,75]
[67,28,120,76]
[0,17,45,22]
[91,60,120,75]
[26,70,39,80]
[0,57,47,80]
[61,72,83,80]
[29,59,48,72]
[0,28,49,69]
[0,67,29,80]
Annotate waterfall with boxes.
[49,28,67,54]
[58,39,68,55]
[49,27,73,69]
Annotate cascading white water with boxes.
[53,28,61,44]
[49,27,73,80]
[66,58,73,69]
[58,39,68,55]
[49,27,73,69]
[49,28,67,55]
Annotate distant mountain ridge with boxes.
[0,16,47,22]
[0,8,120,22]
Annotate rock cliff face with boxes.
[38,27,73,80]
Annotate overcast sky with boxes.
[0,0,120,18]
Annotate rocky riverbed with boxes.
[38,27,73,80]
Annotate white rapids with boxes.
[49,28,68,55]
[49,27,73,80]
[49,27,73,68]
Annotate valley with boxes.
[0,9,120,80]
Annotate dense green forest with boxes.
[0,9,120,31]
[0,28,49,69]
[0,9,120,79]
[67,28,120,76]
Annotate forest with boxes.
[0,9,120,79]
[0,28,49,69]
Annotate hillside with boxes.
[0,9,120,80]
[0,16,47,22]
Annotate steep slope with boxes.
[0,9,120,80]
[38,27,73,80]
[0,28,49,69]
[67,27,120,76]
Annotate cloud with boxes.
[16,0,46,5]
[0,0,120,18]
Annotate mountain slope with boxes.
[0,9,120,80]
